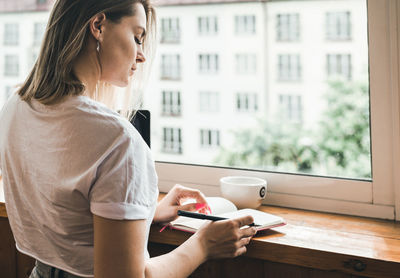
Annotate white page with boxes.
[171,197,237,227]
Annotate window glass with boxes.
[161,17,180,43]
[3,23,19,45]
[146,0,370,180]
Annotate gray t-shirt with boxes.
[0,93,158,277]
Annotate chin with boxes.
[107,78,129,88]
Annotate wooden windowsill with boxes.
[149,194,400,278]
[1,182,399,277]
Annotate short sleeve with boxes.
[89,129,158,220]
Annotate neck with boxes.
[72,40,101,96]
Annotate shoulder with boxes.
[62,96,140,153]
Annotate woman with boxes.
[0,0,256,277]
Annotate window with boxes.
[4,55,19,77]
[326,54,352,80]
[144,1,400,220]
[235,15,256,34]
[235,54,257,74]
[2,86,13,106]
[162,127,182,154]
[199,54,219,74]
[199,92,219,113]
[200,129,220,148]
[236,93,258,112]
[161,54,181,80]
[33,22,46,46]
[161,17,180,43]
[198,16,218,35]
[277,13,300,41]
[162,90,181,116]
[278,54,301,81]
[279,94,303,122]
[3,24,19,46]
[326,11,351,40]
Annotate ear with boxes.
[89,13,106,41]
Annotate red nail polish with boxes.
[195,203,206,210]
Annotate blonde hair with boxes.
[18,0,156,118]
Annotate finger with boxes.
[233,246,247,257]
[239,226,257,238]
[235,236,251,248]
[179,203,202,212]
[176,186,208,204]
[233,215,254,228]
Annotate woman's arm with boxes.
[94,213,256,278]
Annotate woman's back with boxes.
[0,93,158,277]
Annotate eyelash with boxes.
[135,37,143,45]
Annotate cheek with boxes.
[100,35,136,84]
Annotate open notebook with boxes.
[168,197,286,233]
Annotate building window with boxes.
[326,54,352,80]
[278,54,301,81]
[326,11,351,40]
[235,54,257,74]
[4,55,19,77]
[3,23,19,46]
[2,85,13,105]
[236,93,258,112]
[162,90,181,116]
[279,94,303,122]
[200,129,220,148]
[162,127,182,154]
[198,16,218,35]
[161,17,180,43]
[277,13,300,41]
[234,15,256,34]
[199,91,219,113]
[199,54,219,74]
[34,22,46,46]
[161,54,181,80]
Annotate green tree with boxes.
[317,80,371,178]
[214,80,371,179]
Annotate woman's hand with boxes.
[194,215,257,259]
[153,184,211,223]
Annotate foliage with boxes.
[214,80,371,179]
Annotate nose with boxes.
[136,47,146,64]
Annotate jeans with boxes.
[29,260,85,278]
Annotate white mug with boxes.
[220,176,267,209]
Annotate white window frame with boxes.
[4,54,19,77]
[198,16,218,35]
[200,129,220,148]
[162,127,182,154]
[326,53,352,80]
[199,91,219,113]
[3,23,19,46]
[236,93,258,112]
[277,13,300,41]
[278,54,301,81]
[161,54,181,80]
[160,17,180,43]
[279,94,303,122]
[326,11,352,41]
[155,0,400,221]
[235,15,256,35]
[199,54,219,74]
[33,22,46,46]
[162,90,181,116]
[235,54,257,75]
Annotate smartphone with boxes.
[130,110,151,148]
